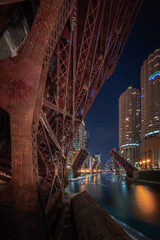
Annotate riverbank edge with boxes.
[126,177,160,185]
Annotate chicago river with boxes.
[69,173,160,240]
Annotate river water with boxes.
[69,173,160,240]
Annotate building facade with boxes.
[67,121,89,169]
[88,154,96,170]
[119,87,140,165]
[94,152,101,168]
[72,121,86,151]
[140,48,160,169]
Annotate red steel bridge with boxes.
[72,149,88,177]
[0,0,142,239]
[110,149,138,178]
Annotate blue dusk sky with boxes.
[85,0,160,168]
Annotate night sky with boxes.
[85,0,160,168]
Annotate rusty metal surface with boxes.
[0,0,26,5]
[41,1,143,196]
[0,1,73,239]
[0,0,142,239]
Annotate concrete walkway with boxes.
[53,191,132,240]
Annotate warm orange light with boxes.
[135,186,156,216]
[143,161,145,163]
[93,176,96,183]
[139,162,142,164]
[85,176,88,184]
[147,160,150,163]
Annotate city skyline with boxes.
[85,0,160,168]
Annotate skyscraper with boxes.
[94,153,101,167]
[84,129,89,151]
[140,48,160,169]
[72,121,85,151]
[119,87,140,165]
[67,120,89,169]
[84,129,89,168]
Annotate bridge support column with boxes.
[0,1,66,239]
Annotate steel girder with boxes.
[0,0,142,212]
[92,160,98,170]
[37,0,142,209]
[0,1,77,239]
[0,0,142,238]
[0,0,26,5]
[112,158,120,176]
[110,149,138,178]
[31,0,76,212]
[72,149,88,177]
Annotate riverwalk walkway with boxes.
[53,190,132,240]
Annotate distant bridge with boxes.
[110,149,138,178]
[72,149,88,177]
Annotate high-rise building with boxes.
[84,129,89,151]
[84,129,89,168]
[88,154,96,170]
[119,87,140,165]
[67,120,89,169]
[94,152,101,168]
[140,48,160,169]
[72,121,85,151]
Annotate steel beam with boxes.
[72,149,88,177]
[75,0,105,114]
[110,149,138,178]
[0,174,10,182]
[43,98,81,122]
[0,0,143,238]
[40,111,62,152]
[0,0,26,5]
[75,0,100,100]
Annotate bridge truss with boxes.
[0,0,142,239]
[110,149,138,178]
[72,149,88,177]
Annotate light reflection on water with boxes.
[69,173,160,239]
[134,185,157,223]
